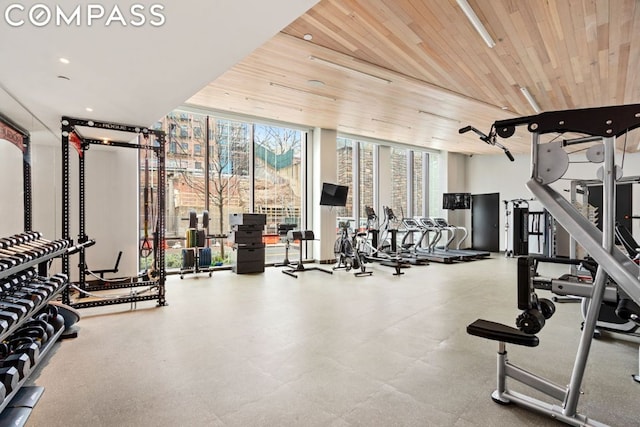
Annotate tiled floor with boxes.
[26,256,639,426]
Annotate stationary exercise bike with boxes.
[333,221,371,277]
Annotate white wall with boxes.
[0,127,140,278]
[68,146,139,279]
[0,143,25,237]
[442,151,468,227]
[466,149,640,251]
[312,128,337,262]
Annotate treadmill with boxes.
[397,218,431,265]
[414,218,461,263]
[432,217,490,258]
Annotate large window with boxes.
[208,118,251,264]
[428,153,441,216]
[390,147,407,218]
[151,109,443,270]
[253,124,303,264]
[359,141,375,227]
[151,110,305,269]
[336,137,353,228]
[413,152,424,217]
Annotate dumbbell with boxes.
[0,296,35,315]
[10,289,44,307]
[9,337,40,366]
[0,249,31,263]
[0,366,19,394]
[50,273,69,284]
[0,302,28,321]
[0,239,43,257]
[29,279,59,297]
[0,256,17,270]
[0,311,19,331]
[0,353,31,380]
[16,286,49,304]
[0,318,9,336]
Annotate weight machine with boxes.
[464,104,640,426]
[61,117,166,309]
[503,198,533,257]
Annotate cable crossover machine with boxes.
[61,117,167,309]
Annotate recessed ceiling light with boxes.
[307,79,325,87]
[303,33,313,41]
[59,58,70,64]
[86,107,93,112]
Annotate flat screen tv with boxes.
[320,183,349,207]
[443,193,471,210]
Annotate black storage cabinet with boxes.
[230,214,266,274]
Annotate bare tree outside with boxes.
[209,118,250,258]
[253,124,302,233]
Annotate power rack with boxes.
[61,117,167,309]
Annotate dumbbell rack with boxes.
[0,232,72,424]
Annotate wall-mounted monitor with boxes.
[443,193,471,210]
[320,182,349,207]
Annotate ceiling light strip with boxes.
[519,86,541,113]
[372,118,412,129]
[309,56,392,84]
[456,0,496,48]
[269,82,336,101]
[418,110,461,123]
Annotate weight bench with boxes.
[282,230,333,278]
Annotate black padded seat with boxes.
[467,319,539,347]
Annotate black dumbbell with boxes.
[1,296,35,314]
[17,287,49,304]
[0,302,28,319]
[0,311,18,330]
[0,318,9,336]
[8,337,39,366]
[0,353,31,380]
[13,290,44,307]
[25,282,55,298]
[0,366,20,394]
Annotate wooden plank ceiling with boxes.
[187,0,640,155]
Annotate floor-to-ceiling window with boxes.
[253,123,303,264]
[390,147,408,218]
[359,141,375,227]
[412,152,424,217]
[336,137,354,229]
[208,117,251,263]
[428,153,441,217]
[151,110,443,270]
[153,110,305,269]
